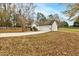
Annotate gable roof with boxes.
[50,20,59,25]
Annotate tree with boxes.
[64,4,79,19]
[0,3,17,27]
[0,3,36,31]
[15,3,36,31]
[0,3,11,27]
[48,14,54,20]
[37,12,46,21]
[16,14,29,31]
[60,21,69,27]
[37,12,47,25]
[16,3,36,26]
[54,14,60,20]
[73,16,79,27]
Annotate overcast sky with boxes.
[35,3,74,26]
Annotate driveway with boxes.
[0,25,51,37]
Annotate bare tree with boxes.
[0,3,36,31]
[15,3,36,31]
[0,3,17,27]
[16,14,29,31]
[64,3,79,19]
[16,3,35,20]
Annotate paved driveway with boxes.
[0,25,51,37]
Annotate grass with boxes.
[59,27,79,32]
[0,29,22,33]
[0,27,31,33]
[0,27,22,33]
[0,28,79,56]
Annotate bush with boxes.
[0,20,12,27]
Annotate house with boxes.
[50,20,59,31]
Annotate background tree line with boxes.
[0,3,70,29]
[0,3,35,28]
[36,12,69,27]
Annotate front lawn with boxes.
[0,29,79,56]
[59,27,79,32]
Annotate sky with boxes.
[35,3,74,26]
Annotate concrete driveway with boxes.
[0,25,51,37]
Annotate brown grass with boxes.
[0,31,79,56]
[0,27,31,32]
[0,27,22,32]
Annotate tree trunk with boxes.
[22,24,26,32]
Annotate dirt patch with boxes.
[0,31,79,56]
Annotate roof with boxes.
[50,20,59,25]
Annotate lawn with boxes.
[59,27,79,32]
[0,27,31,33]
[0,28,79,56]
[0,27,22,33]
